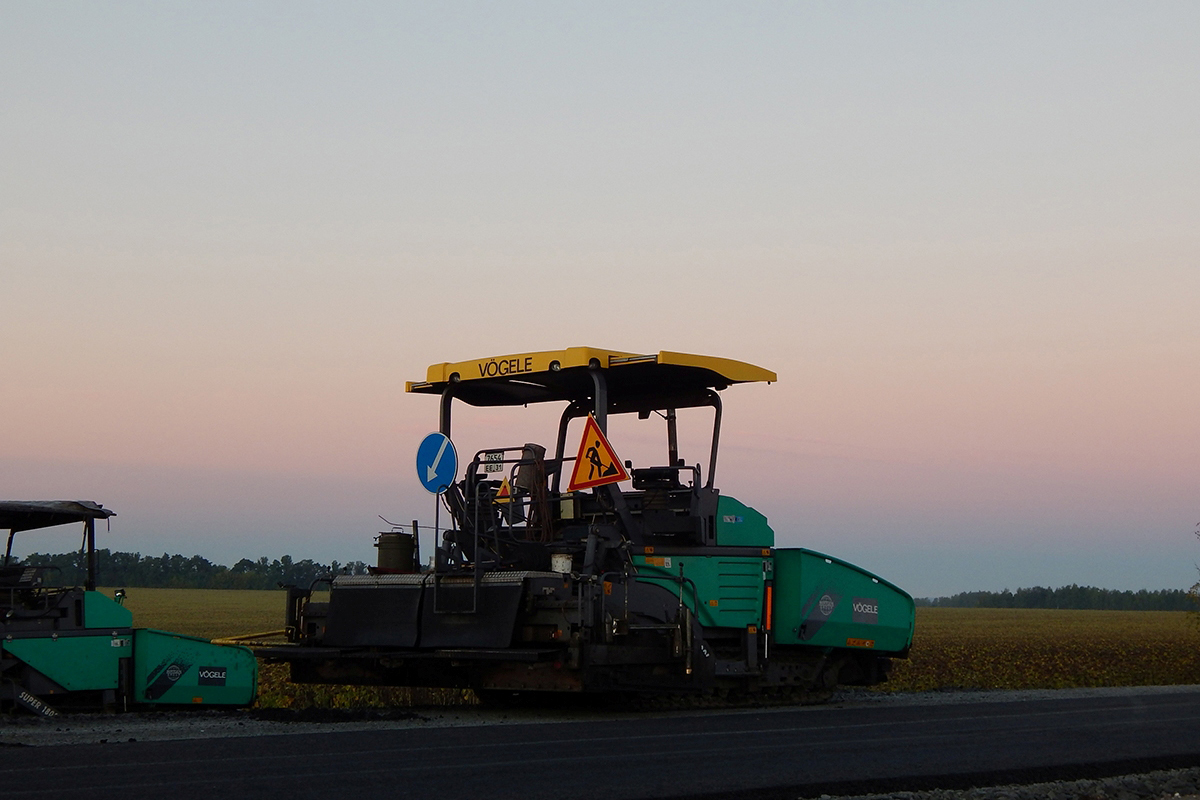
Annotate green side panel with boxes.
[3,634,129,691]
[772,548,914,654]
[632,555,766,628]
[133,629,257,706]
[84,590,133,629]
[715,496,775,547]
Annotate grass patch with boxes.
[255,663,476,709]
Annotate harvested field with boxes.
[886,607,1200,691]
[106,587,281,639]
[101,589,1200,705]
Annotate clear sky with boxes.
[2,2,1197,597]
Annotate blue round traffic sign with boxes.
[416,432,458,494]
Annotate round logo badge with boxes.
[166,664,183,682]
[818,594,835,617]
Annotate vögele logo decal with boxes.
[852,597,879,624]
[198,666,227,686]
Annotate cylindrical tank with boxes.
[375,532,415,572]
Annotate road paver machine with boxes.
[265,348,914,699]
[0,501,257,714]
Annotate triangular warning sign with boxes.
[494,477,512,504]
[568,414,630,491]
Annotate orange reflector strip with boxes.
[765,585,773,631]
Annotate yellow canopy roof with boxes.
[406,347,775,409]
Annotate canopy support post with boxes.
[589,364,608,433]
[439,388,454,437]
[706,391,723,489]
[85,517,97,591]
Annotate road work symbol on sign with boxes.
[567,414,630,491]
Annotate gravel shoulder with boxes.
[799,768,1200,800]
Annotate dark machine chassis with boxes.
[261,568,893,697]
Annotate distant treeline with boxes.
[916,585,1197,611]
[15,549,370,590]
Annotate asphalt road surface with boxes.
[3,689,1199,799]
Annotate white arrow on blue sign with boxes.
[416,432,458,494]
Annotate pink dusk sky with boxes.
[2,3,1197,597]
